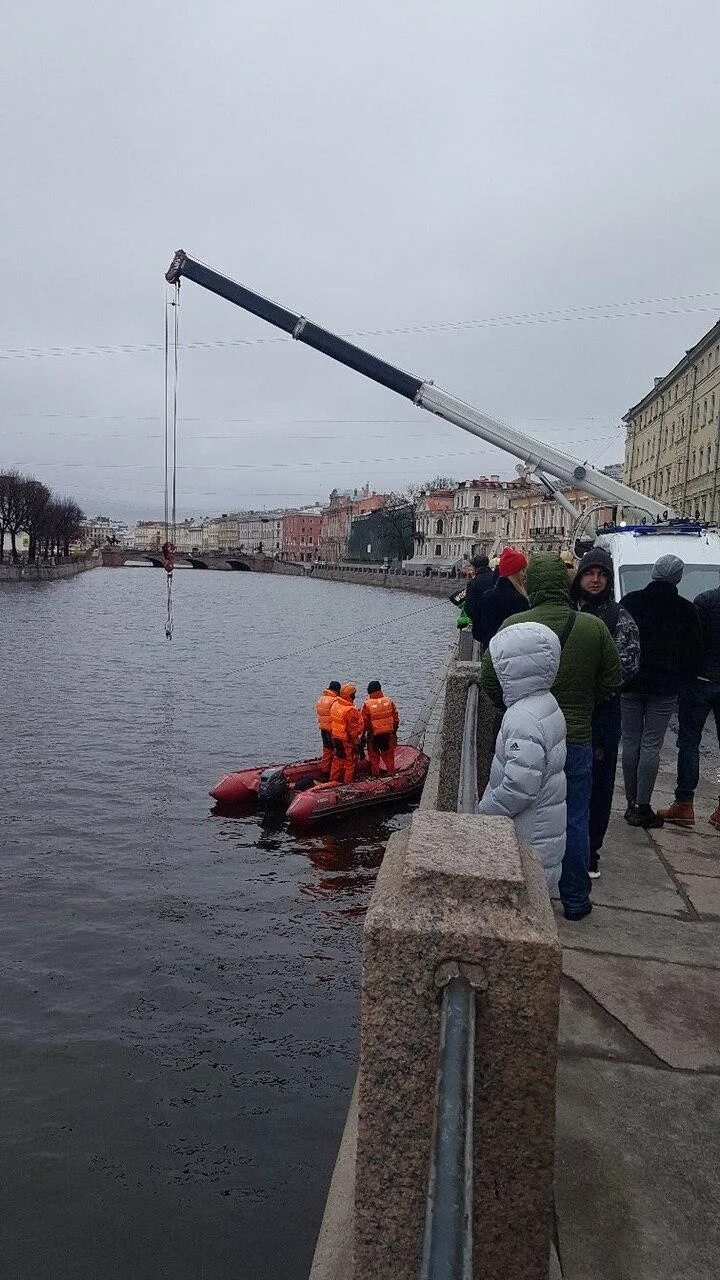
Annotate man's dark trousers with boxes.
[675,678,720,800]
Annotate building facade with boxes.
[507,486,616,558]
[81,515,129,547]
[347,503,414,562]
[623,318,720,521]
[281,510,322,562]
[412,490,456,564]
[447,477,528,560]
[131,520,166,550]
[319,486,387,562]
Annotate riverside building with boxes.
[623,318,720,521]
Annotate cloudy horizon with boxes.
[4,1,719,523]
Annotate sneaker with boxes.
[589,866,601,879]
[589,852,601,879]
[624,803,637,822]
[626,804,664,829]
[657,800,695,826]
[564,902,593,922]
[709,808,720,832]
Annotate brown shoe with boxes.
[709,809,720,832]
[657,800,695,826]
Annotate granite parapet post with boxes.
[355,810,560,1280]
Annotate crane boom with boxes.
[165,250,670,520]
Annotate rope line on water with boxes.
[234,597,450,676]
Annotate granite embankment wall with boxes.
[272,561,457,599]
[0,555,98,583]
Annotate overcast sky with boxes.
[3,1,719,522]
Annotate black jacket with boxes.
[479,576,530,647]
[621,580,703,696]
[694,587,720,682]
[464,569,495,642]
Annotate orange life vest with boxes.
[331,697,363,744]
[316,690,338,733]
[363,694,398,737]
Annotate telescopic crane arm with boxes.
[165,250,670,521]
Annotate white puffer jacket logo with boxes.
[478,622,567,892]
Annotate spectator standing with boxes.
[621,555,703,828]
[659,575,720,830]
[463,554,495,644]
[570,548,640,876]
[479,547,529,647]
[478,622,567,893]
[481,555,620,920]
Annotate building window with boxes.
[434,544,442,556]
[473,495,480,508]
[472,519,479,533]
[436,519,444,534]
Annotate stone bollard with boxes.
[355,810,560,1280]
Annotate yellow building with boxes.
[623,319,720,521]
[506,486,616,559]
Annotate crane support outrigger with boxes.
[165,250,671,525]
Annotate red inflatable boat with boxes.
[209,744,429,826]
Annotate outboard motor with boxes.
[258,767,290,808]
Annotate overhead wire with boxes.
[1,289,719,361]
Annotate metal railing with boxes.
[420,970,476,1280]
[421,636,483,1276]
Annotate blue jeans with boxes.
[676,679,720,800]
[558,743,593,914]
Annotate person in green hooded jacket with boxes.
[480,554,621,921]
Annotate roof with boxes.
[623,317,720,422]
[424,496,453,512]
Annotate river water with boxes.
[0,567,452,1280]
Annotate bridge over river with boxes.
[102,547,275,572]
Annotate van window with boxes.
[619,564,720,601]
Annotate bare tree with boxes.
[20,477,51,562]
[0,471,25,562]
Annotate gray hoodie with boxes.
[478,622,567,892]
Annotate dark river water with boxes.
[0,567,452,1280]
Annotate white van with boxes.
[594,524,720,602]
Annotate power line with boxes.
[1,290,718,361]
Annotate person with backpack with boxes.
[481,554,621,920]
[620,555,703,828]
[570,548,640,876]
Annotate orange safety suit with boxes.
[362,692,400,777]
[316,689,339,774]
[330,695,364,784]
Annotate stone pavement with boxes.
[553,739,720,1279]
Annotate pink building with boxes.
[281,510,322,563]
[320,485,388,562]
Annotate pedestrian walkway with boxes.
[553,736,720,1278]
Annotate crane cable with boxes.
[163,282,180,638]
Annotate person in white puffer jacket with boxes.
[478,622,567,892]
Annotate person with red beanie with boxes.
[478,547,529,647]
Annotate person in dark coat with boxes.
[570,547,640,875]
[659,575,720,830]
[463,554,495,644]
[621,554,703,828]
[479,547,529,647]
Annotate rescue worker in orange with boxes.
[362,680,400,777]
[330,684,365,784]
[316,681,342,777]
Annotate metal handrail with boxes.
[456,638,482,813]
[420,642,484,1276]
[420,971,476,1280]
